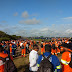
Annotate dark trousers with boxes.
[26,47,30,54]
[4,50,10,55]
[12,49,15,56]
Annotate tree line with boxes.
[0,31,21,42]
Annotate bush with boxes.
[0,31,22,42]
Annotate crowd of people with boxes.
[29,38,72,72]
[0,37,72,72]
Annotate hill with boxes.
[0,31,21,42]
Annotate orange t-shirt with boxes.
[24,43,26,48]
[43,42,45,48]
[0,53,13,72]
[61,51,72,72]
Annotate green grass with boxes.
[32,39,51,42]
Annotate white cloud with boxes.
[22,11,29,18]
[19,18,40,24]
[24,18,40,24]
[28,25,72,37]
[1,23,72,37]
[13,12,18,16]
[2,28,13,35]
[62,17,72,19]
[22,11,38,18]
[40,28,49,32]
[52,24,55,27]
[65,29,72,33]
[12,24,72,37]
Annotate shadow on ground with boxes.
[17,64,29,72]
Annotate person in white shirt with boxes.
[29,44,39,72]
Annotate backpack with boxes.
[37,54,53,72]
[0,55,17,72]
[69,52,72,68]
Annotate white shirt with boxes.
[20,43,23,46]
[26,44,28,49]
[29,50,38,71]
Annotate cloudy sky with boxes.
[0,0,72,37]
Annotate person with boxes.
[37,44,61,72]
[9,43,12,54]
[23,42,26,57]
[2,42,6,54]
[29,44,39,72]
[41,42,43,55]
[12,43,17,57]
[43,42,45,53]
[21,42,24,57]
[51,44,57,56]
[5,43,10,55]
[61,43,72,72]
[26,41,30,54]
[0,45,13,72]
[69,38,72,51]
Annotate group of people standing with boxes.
[29,38,72,72]
[0,38,72,72]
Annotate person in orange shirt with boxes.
[43,42,45,53]
[61,43,72,72]
[58,42,64,53]
[24,42,26,57]
[55,41,60,54]
[65,39,69,44]
[41,42,43,54]
[0,45,13,72]
[34,41,36,44]
[62,39,65,43]
[31,41,33,49]
[21,41,26,57]
[9,43,12,54]
[21,42,24,57]
[51,44,57,56]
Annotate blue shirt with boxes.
[12,44,17,49]
[37,52,61,72]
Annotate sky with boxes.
[0,0,72,37]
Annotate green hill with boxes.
[0,31,21,42]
